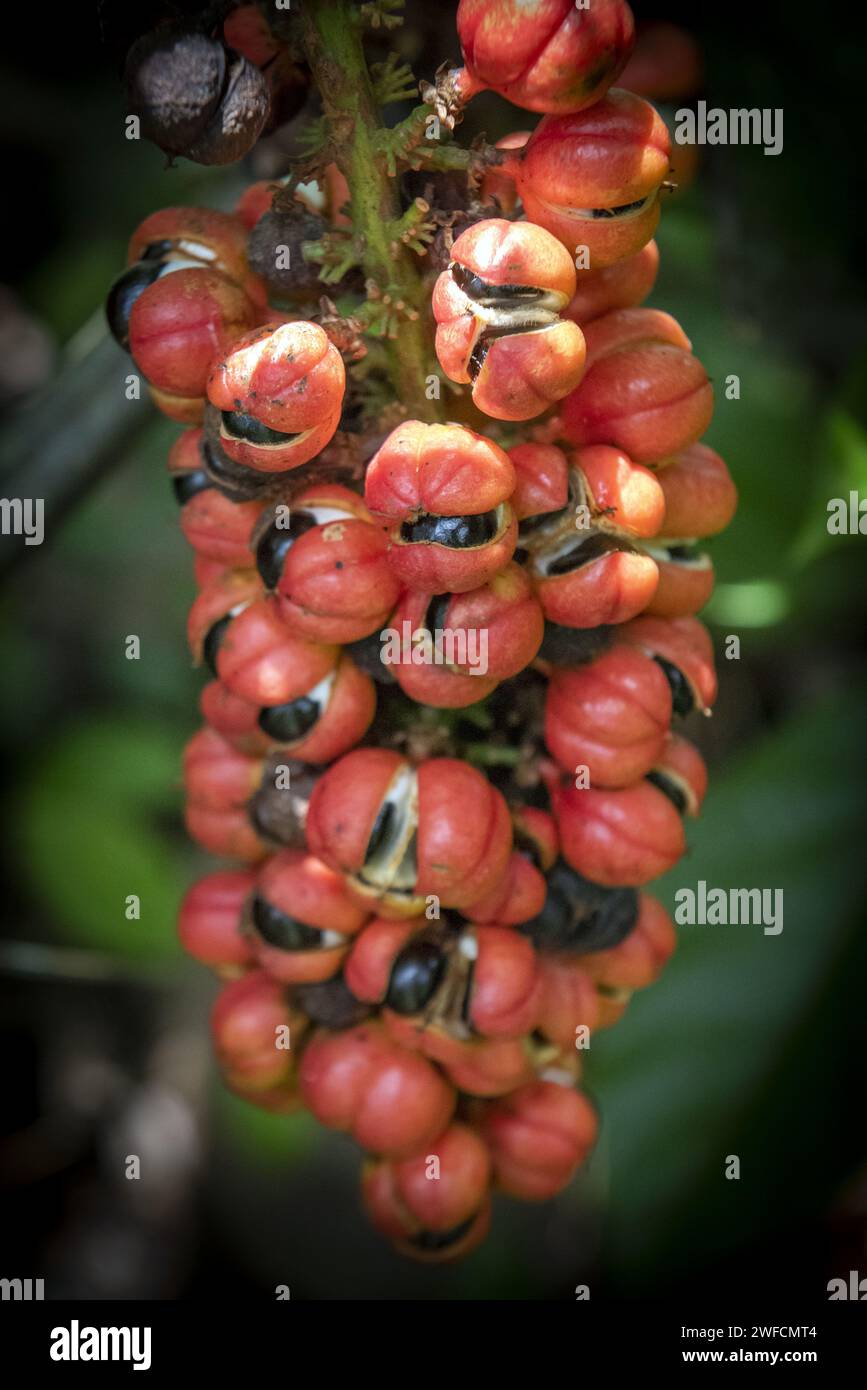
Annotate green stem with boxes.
[298,0,439,422]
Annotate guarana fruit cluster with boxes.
[107,1,736,1261]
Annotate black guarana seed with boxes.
[203,614,233,677]
[645,769,688,814]
[518,860,639,954]
[257,696,321,743]
[423,592,452,634]
[400,510,499,549]
[105,258,167,350]
[344,631,396,684]
[665,544,697,562]
[545,531,637,577]
[221,410,301,447]
[407,1214,476,1252]
[365,799,395,862]
[201,437,271,501]
[292,975,374,1029]
[255,510,317,589]
[519,506,569,538]
[385,940,446,1015]
[251,895,323,951]
[537,621,615,667]
[468,338,490,383]
[451,263,542,304]
[654,656,695,716]
[172,469,211,506]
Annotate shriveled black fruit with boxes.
[124,26,270,165]
[291,974,374,1030]
[518,860,638,954]
[248,209,328,297]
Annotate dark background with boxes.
[0,0,866,1300]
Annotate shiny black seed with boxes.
[251,895,323,951]
[292,974,374,1029]
[407,1214,476,1252]
[386,940,446,1015]
[545,531,637,577]
[423,593,452,635]
[664,544,696,562]
[646,769,688,814]
[400,510,499,549]
[201,437,271,501]
[344,631,396,685]
[258,696,321,743]
[203,614,232,677]
[451,263,542,304]
[105,258,165,350]
[519,506,569,538]
[141,240,174,262]
[468,338,490,383]
[172,469,211,506]
[537,622,615,667]
[221,411,301,447]
[518,860,638,954]
[255,510,317,589]
[654,656,695,716]
[365,799,394,862]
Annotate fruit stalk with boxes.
[298,0,438,422]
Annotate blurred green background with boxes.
[0,0,865,1299]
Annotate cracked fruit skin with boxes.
[206,321,345,472]
[456,0,635,115]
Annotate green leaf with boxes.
[13,719,195,960]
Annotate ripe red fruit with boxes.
[305,748,513,916]
[508,442,570,521]
[511,91,671,267]
[250,849,369,983]
[212,594,339,707]
[177,869,257,975]
[544,644,673,788]
[456,0,634,114]
[128,267,258,407]
[299,1021,455,1158]
[656,441,738,538]
[365,420,517,593]
[206,321,345,472]
[463,806,558,925]
[361,1122,492,1260]
[126,205,267,309]
[258,484,401,644]
[535,956,601,1046]
[552,733,706,885]
[387,565,543,709]
[564,240,660,325]
[432,219,585,421]
[211,970,300,1094]
[581,892,676,1025]
[619,613,718,715]
[560,308,714,464]
[169,429,263,566]
[480,1078,598,1199]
